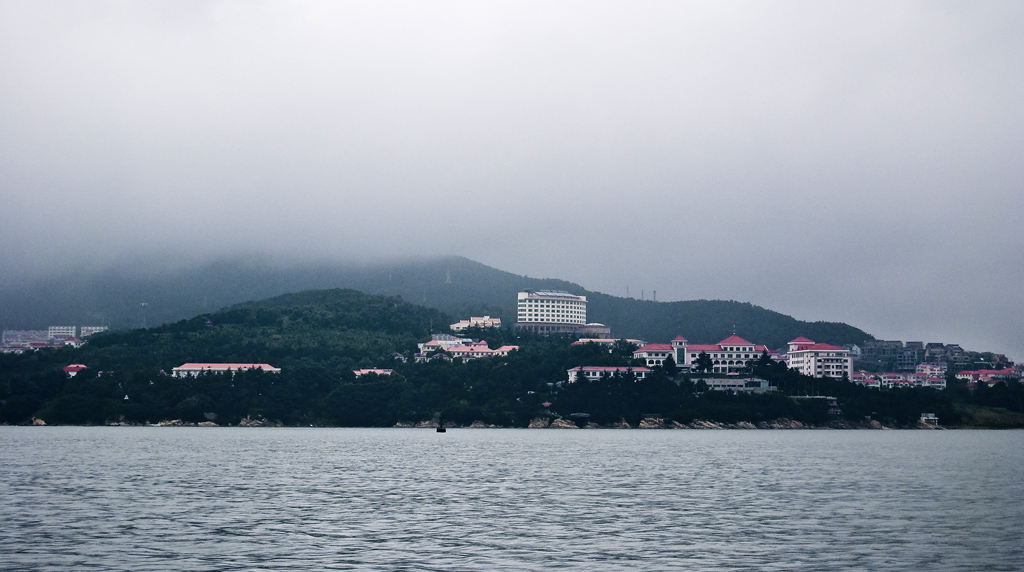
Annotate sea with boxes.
[1,427,1022,571]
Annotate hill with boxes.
[2,287,1016,429]
[0,255,872,349]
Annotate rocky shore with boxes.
[393,416,931,430]
[17,416,940,429]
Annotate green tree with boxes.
[694,351,713,373]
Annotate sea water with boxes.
[2,427,1021,571]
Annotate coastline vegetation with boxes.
[1,289,1020,428]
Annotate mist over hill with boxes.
[0,255,871,350]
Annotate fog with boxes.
[1,1,1022,358]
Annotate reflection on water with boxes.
[2,428,1022,571]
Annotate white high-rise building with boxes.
[516,291,609,336]
[517,291,587,324]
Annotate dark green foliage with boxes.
[0,255,872,349]
[1,286,1017,428]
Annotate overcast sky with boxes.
[1,1,1022,358]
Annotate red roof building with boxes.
[633,334,772,374]
[786,338,852,379]
[63,364,88,377]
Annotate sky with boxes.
[1,1,1022,358]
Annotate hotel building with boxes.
[785,337,853,379]
[515,291,611,337]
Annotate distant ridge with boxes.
[0,255,872,350]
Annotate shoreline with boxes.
[7,416,971,429]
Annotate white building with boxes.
[450,316,502,331]
[650,334,772,374]
[517,291,587,325]
[567,366,651,383]
[692,376,773,393]
[48,326,76,340]
[572,338,646,348]
[515,291,610,336]
[172,363,281,377]
[786,337,852,379]
[80,326,109,337]
[633,343,675,367]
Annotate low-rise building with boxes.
[691,376,773,393]
[450,316,502,331]
[80,326,109,337]
[492,345,519,357]
[353,368,393,377]
[567,366,650,383]
[851,370,946,389]
[955,369,1019,387]
[171,363,281,377]
[572,338,646,348]
[63,364,89,377]
[672,334,773,374]
[448,341,497,360]
[916,363,947,376]
[417,334,473,354]
[632,343,675,367]
[414,338,518,362]
[63,337,84,349]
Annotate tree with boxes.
[660,355,676,377]
[694,351,713,373]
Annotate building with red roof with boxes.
[353,368,393,377]
[632,334,774,374]
[632,343,675,367]
[63,364,89,377]
[955,368,1019,387]
[786,337,852,379]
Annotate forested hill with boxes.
[0,255,871,349]
[75,289,451,374]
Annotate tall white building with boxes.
[786,337,852,379]
[516,291,609,336]
[517,291,587,324]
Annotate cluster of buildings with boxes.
[851,370,947,389]
[450,316,501,332]
[852,340,1010,372]
[414,334,518,362]
[1,326,108,353]
[563,334,846,394]
[954,368,1021,387]
[628,334,853,379]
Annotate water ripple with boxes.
[1,428,1022,571]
